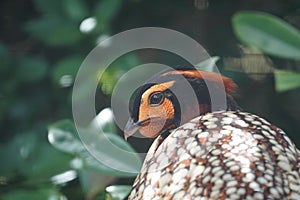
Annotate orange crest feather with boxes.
[161,70,237,94]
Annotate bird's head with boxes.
[124,67,238,139]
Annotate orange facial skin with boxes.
[138,81,175,138]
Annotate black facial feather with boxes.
[182,76,238,111]
[164,88,181,128]
[129,83,154,122]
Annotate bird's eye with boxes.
[149,92,165,106]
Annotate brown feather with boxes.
[161,70,237,94]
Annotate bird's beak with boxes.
[124,118,141,140]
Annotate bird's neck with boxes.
[180,94,239,126]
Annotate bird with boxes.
[124,66,300,200]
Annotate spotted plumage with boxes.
[128,111,300,199]
[125,67,300,199]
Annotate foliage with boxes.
[232,11,300,92]
[0,0,136,199]
[105,185,132,200]
[1,187,65,200]
[48,116,141,177]
[232,11,300,60]
[274,70,300,92]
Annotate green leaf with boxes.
[77,133,141,177]
[106,185,131,200]
[99,54,140,94]
[0,131,72,184]
[33,0,88,21]
[79,123,142,176]
[26,145,73,181]
[63,0,88,21]
[51,55,83,87]
[48,119,141,177]
[50,170,77,185]
[195,56,220,72]
[95,0,122,21]
[25,17,82,46]
[33,0,65,16]
[0,132,38,177]
[232,11,300,60]
[1,187,65,200]
[274,70,300,92]
[91,108,117,134]
[93,0,122,32]
[16,56,48,82]
[48,119,84,154]
[78,170,115,195]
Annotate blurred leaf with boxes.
[232,11,300,60]
[91,108,117,134]
[52,55,83,86]
[106,185,131,200]
[99,54,140,94]
[76,133,140,177]
[63,0,88,21]
[195,56,220,72]
[33,0,65,16]
[50,170,77,185]
[0,131,72,183]
[100,68,118,95]
[93,0,122,32]
[25,17,82,46]
[16,56,48,82]
[48,119,141,177]
[0,132,38,177]
[274,70,300,92]
[1,187,66,200]
[26,144,73,181]
[95,0,122,20]
[33,0,88,21]
[48,119,84,154]
[78,170,115,197]
[82,117,142,176]
[9,99,30,121]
